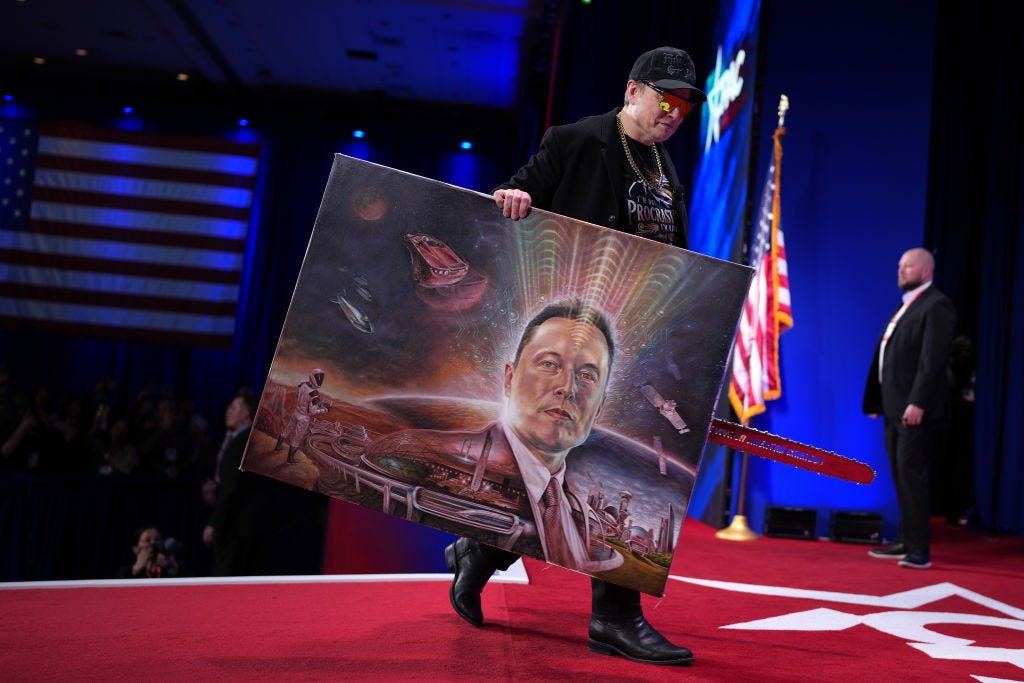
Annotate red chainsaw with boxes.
[707,419,875,484]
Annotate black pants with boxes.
[212,534,269,576]
[884,419,941,555]
[475,540,642,620]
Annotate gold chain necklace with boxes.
[616,111,664,190]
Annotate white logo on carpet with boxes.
[672,576,1024,678]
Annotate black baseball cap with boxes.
[629,46,706,101]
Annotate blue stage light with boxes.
[2,94,13,102]
[353,130,366,139]
[441,151,482,189]
[237,118,250,127]
[459,141,473,150]
[121,106,134,115]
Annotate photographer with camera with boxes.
[115,525,188,579]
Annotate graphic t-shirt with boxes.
[619,137,679,245]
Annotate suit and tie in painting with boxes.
[365,418,623,573]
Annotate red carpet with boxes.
[2,518,1022,682]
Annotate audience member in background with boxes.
[115,524,187,578]
[88,377,119,436]
[1,377,102,474]
[96,415,140,475]
[0,387,67,473]
[52,393,96,470]
[203,388,278,575]
[134,388,170,476]
[137,394,199,479]
[863,247,956,570]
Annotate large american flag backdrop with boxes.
[0,120,260,347]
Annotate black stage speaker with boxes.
[830,511,884,544]
[764,506,817,540]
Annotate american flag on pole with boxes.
[728,124,792,424]
[0,120,260,346]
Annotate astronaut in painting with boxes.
[276,367,331,464]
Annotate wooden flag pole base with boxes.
[715,513,760,541]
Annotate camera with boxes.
[152,537,179,555]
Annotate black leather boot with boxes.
[444,538,520,626]
[588,614,694,665]
[444,538,497,626]
[588,579,693,665]
[286,445,297,463]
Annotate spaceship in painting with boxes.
[330,292,373,333]
[403,233,469,287]
[353,275,373,302]
[639,383,690,434]
[401,233,488,312]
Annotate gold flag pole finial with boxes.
[778,94,789,128]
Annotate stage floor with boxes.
[3,518,1022,682]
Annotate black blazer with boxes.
[496,108,689,249]
[862,285,956,423]
[209,426,277,538]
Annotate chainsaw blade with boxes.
[708,419,875,484]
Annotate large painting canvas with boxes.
[242,154,752,596]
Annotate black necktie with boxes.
[214,431,232,483]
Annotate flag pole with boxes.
[716,94,791,542]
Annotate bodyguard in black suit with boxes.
[447,46,704,667]
[204,389,278,575]
[863,247,956,569]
